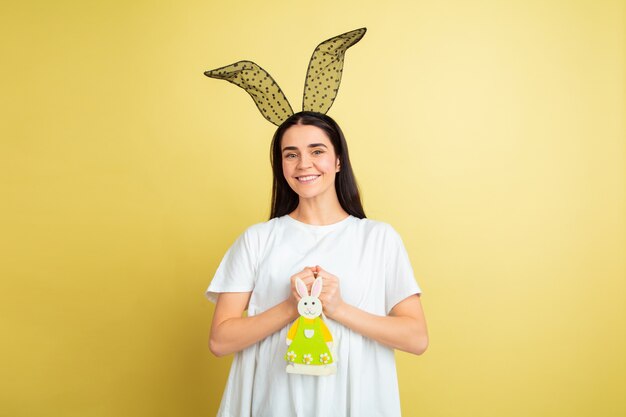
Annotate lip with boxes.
[295,175,320,183]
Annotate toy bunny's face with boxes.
[296,277,323,319]
[298,295,322,318]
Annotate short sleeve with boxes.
[206,228,258,303]
[384,226,422,314]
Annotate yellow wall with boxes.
[1,0,624,416]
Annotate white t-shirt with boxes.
[206,215,421,417]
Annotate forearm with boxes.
[331,300,428,355]
[210,299,299,357]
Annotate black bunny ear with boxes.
[204,60,294,126]
[302,28,367,114]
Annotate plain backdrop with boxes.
[1,1,624,416]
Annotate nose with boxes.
[297,153,313,169]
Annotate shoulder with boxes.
[241,217,276,236]
[240,216,284,238]
[235,216,289,249]
[349,217,403,240]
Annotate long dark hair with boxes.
[269,111,366,219]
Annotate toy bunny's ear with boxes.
[302,28,367,114]
[204,60,295,126]
[295,278,309,298]
[311,277,323,298]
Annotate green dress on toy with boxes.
[285,316,333,365]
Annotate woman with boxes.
[206,111,428,417]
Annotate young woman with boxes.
[206,111,428,417]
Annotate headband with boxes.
[204,28,367,126]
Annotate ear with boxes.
[295,278,309,298]
[336,158,341,172]
[311,277,323,298]
[204,60,294,126]
[301,28,367,114]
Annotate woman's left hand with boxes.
[314,266,345,319]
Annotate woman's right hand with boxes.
[289,267,317,308]
[210,271,319,357]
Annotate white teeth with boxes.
[298,175,319,182]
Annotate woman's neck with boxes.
[289,199,348,226]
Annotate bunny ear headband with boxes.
[204,28,367,126]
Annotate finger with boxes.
[317,276,335,288]
[316,266,329,279]
[291,270,314,284]
[299,268,314,278]
[321,270,339,283]
[299,276,314,287]
[316,266,334,279]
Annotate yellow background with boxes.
[1,0,624,416]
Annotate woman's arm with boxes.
[209,267,316,357]
[317,267,429,355]
[331,295,428,355]
[209,293,298,357]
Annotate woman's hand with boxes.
[313,266,428,355]
[289,267,317,306]
[315,266,345,319]
[209,268,323,357]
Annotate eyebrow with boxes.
[282,143,329,152]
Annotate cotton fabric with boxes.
[206,215,421,417]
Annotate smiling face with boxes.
[281,124,340,203]
[298,296,323,319]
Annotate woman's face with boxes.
[280,124,340,202]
